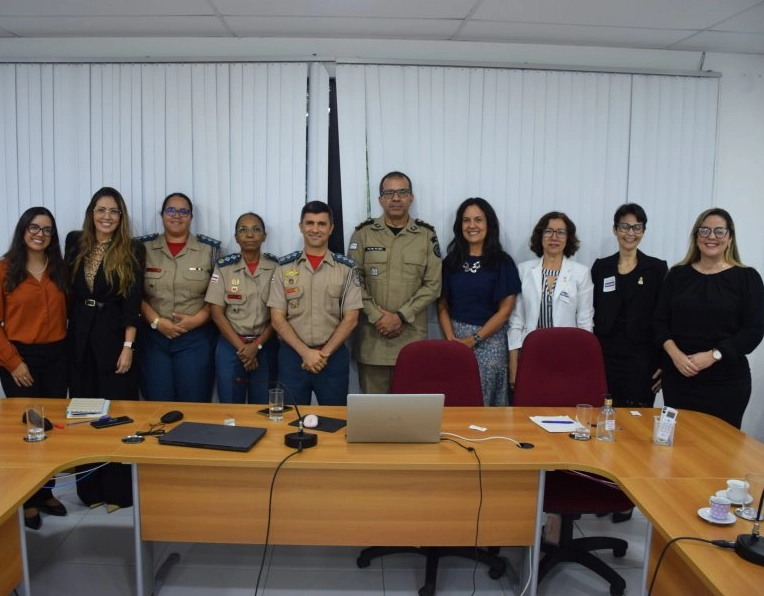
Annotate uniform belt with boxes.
[238,335,259,343]
[84,299,105,308]
[307,344,325,350]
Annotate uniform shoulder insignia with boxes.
[354,218,374,231]
[217,253,242,267]
[196,234,221,248]
[134,232,159,243]
[332,253,356,267]
[262,252,279,263]
[278,251,301,266]
[414,219,436,232]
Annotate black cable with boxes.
[253,449,302,595]
[441,437,483,596]
[647,535,735,595]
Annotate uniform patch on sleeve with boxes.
[348,242,357,250]
[210,273,220,283]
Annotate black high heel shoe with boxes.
[24,509,42,530]
[39,499,68,516]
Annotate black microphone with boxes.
[734,483,764,565]
[276,381,318,450]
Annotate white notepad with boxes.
[66,398,111,419]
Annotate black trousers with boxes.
[0,340,68,509]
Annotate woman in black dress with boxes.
[655,208,764,428]
[591,204,667,407]
[66,187,145,510]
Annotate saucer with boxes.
[715,489,753,506]
[698,507,736,525]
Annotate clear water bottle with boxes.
[596,395,616,442]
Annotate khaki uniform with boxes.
[204,252,278,336]
[139,233,222,317]
[347,217,442,366]
[267,251,363,347]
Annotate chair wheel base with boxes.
[356,556,370,568]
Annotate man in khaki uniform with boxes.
[268,201,362,405]
[347,171,442,393]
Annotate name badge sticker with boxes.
[603,276,616,292]
[559,290,571,303]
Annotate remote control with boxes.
[656,406,678,443]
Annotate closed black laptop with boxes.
[158,422,266,452]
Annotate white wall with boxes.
[2,37,763,438]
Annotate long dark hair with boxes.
[3,206,68,293]
[443,198,512,271]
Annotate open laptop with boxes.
[158,422,266,452]
[345,393,445,443]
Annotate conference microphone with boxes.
[277,381,318,451]
[734,484,764,565]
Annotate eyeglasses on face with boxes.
[93,207,122,217]
[543,228,568,238]
[236,226,263,236]
[616,222,645,234]
[163,207,192,217]
[27,224,54,237]
[380,188,412,199]
[696,226,729,238]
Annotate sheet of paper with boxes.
[529,415,578,433]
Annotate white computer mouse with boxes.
[303,414,319,429]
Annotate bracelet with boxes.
[123,341,134,349]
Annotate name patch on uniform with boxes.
[285,287,299,295]
[365,246,386,251]
[603,276,616,292]
[227,294,242,300]
[147,267,162,273]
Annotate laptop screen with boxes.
[345,393,445,443]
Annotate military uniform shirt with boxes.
[204,252,278,336]
[267,251,363,347]
[347,216,442,366]
[139,233,222,318]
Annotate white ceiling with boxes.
[0,0,763,55]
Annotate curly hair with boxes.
[529,211,580,258]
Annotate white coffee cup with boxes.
[727,479,749,503]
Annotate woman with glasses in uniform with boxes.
[508,211,594,391]
[205,213,278,404]
[0,207,69,529]
[591,204,667,408]
[655,208,764,428]
[66,187,145,512]
[138,192,221,402]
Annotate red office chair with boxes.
[513,327,631,596]
[356,339,506,596]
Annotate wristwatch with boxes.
[472,333,483,346]
[712,348,722,362]
[150,317,161,330]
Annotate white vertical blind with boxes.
[0,62,314,257]
[307,62,330,205]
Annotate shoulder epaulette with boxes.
[414,219,436,232]
[134,233,160,243]
[262,252,279,263]
[332,253,356,267]
[278,251,301,265]
[217,253,242,267]
[354,218,375,231]
[196,234,221,248]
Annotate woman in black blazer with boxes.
[65,187,145,511]
[591,204,667,407]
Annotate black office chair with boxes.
[356,340,506,596]
[513,327,630,596]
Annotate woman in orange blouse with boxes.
[0,206,69,529]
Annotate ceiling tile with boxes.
[473,0,763,30]
[0,0,213,17]
[212,0,475,19]
[226,16,460,40]
[459,21,698,50]
[0,17,229,37]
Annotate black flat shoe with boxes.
[39,501,68,516]
[24,512,42,530]
[612,509,633,523]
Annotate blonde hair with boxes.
[678,207,744,267]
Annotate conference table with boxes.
[2,398,764,596]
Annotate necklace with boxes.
[27,257,48,275]
[463,260,481,274]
